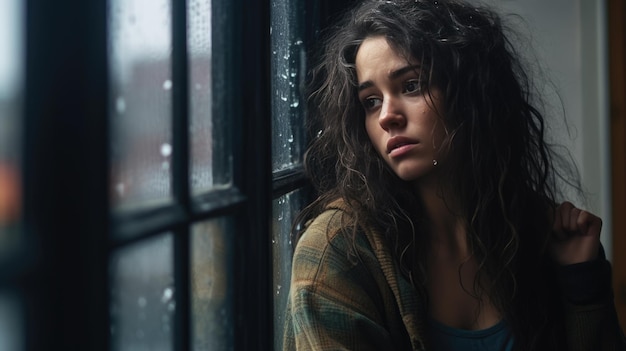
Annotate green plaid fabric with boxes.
[282,201,626,351]
[283,203,425,350]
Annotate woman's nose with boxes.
[379,97,406,131]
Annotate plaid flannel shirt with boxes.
[283,201,626,351]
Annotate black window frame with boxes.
[5,0,355,350]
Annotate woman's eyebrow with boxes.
[358,64,422,92]
[389,64,421,80]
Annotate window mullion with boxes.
[172,0,191,350]
[23,0,109,350]
[235,0,273,350]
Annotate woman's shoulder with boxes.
[291,198,387,297]
[296,198,354,252]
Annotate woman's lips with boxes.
[386,136,419,157]
[388,143,416,158]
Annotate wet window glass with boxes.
[270,0,307,172]
[0,0,22,257]
[109,0,174,209]
[0,294,22,351]
[191,218,234,351]
[110,233,175,350]
[272,189,305,350]
[189,0,233,193]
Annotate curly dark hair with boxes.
[294,0,579,349]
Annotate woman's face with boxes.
[356,36,445,182]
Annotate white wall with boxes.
[483,0,612,259]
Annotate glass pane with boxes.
[190,0,233,193]
[0,0,22,256]
[270,0,306,172]
[191,218,234,351]
[110,234,174,351]
[272,189,305,350]
[109,0,173,209]
[0,293,23,351]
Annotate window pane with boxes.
[270,0,306,172]
[191,218,234,351]
[110,234,174,351]
[187,0,232,193]
[0,0,22,256]
[109,0,174,209]
[0,293,23,351]
[272,189,305,350]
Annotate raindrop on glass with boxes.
[116,96,126,114]
[137,297,147,308]
[163,79,173,90]
[161,287,174,303]
[115,182,125,197]
[160,143,172,157]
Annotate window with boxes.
[1,0,353,350]
[0,0,24,350]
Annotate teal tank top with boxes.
[427,318,515,351]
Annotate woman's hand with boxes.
[550,201,602,266]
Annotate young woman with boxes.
[283,0,626,350]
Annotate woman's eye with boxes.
[362,97,381,110]
[404,80,421,94]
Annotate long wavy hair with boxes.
[294,0,578,349]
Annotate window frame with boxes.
[9,0,355,350]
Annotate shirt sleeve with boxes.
[283,211,402,351]
[557,247,626,351]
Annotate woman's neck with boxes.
[414,179,468,256]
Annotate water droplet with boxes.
[317,129,323,138]
[280,93,288,102]
[160,143,172,157]
[161,287,174,303]
[294,40,303,45]
[116,97,126,114]
[290,101,300,108]
[168,301,176,312]
[137,297,147,308]
[163,79,173,90]
[115,182,125,197]
[288,134,294,142]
